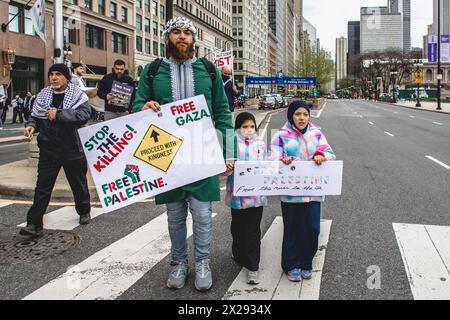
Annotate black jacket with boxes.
[97,72,135,113]
[26,102,91,161]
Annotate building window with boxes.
[145,39,151,54]
[24,7,35,36]
[112,32,127,54]
[152,1,157,16]
[121,7,128,23]
[160,4,165,18]
[160,43,165,57]
[153,41,158,56]
[98,0,105,15]
[144,18,150,33]
[110,2,117,19]
[145,0,150,12]
[136,0,142,8]
[136,36,142,52]
[64,17,78,44]
[84,0,92,10]
[136,14,142,30]
[152,21,158,36]
[85,24,104,49]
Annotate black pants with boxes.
[12,108,23,123]
[231,207,263,272]
[27,153,91,227]
[281,202,321,272]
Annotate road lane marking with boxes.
[260,109,285,138]
[433,122,443,126]
[369,122,374,125]
[223,218,332,300]
[385,132,395,137]
[410,116,416,119]
[393,223,450,300]
[0,202,12,208]
[426,156,450,170]
[24,212,217,300]
[394,112,399,114]
[17,207,105,230]
[315,102,327,118]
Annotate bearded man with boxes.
[132,17,235,292]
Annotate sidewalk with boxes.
[387,100,450,114]
[0,106,280,200]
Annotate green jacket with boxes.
[132,59,235,205]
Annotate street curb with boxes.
[256,108,285,130]
[379,101,450,115]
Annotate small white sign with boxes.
[233,161,343,197]
[213,51,233,70]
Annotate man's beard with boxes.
[167,41,195,61]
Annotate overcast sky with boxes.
[303,0,433,58]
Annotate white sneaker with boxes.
[247,270,260,285]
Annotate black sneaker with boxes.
[19,224,44,237]
[79,213,91,225]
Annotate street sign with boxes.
[246,77,317,86]
[415,69,423,84]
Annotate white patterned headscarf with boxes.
[162,17,197,42]
[32,83,88,119]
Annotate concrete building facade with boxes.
[0,0,135,97]
[335,36,347,90]
[232,0,268,95]
[433,0,450,36]
[388,0,411,51]
[360,6,403,53]
[347,21,360,76]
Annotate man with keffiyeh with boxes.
[133,17,235,292]
[19,64,92,237]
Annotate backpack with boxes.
[146,57,217,105]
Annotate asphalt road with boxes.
[0,100,448,301]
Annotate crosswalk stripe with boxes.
[17,207,105,230]
[0,202,12,208]
[23,212,217,300]
[223,217,332,300]
[393,223,450,300]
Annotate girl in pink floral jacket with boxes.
[225,112,267,285]
[271,100,335,282]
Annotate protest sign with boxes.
[233,161,343,197]
[213,51,233,70]
[111,81,134,108]
[78,95,226,212]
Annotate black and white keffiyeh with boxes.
[32,83,88,119]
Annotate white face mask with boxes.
[241,127,255,138]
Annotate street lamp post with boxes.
[437,0,442,110]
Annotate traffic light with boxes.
[313,87,319,97]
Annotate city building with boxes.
[303,17,317,51]
[347,21,360,76]
[388,0,411,51]
[173,0,233,60]
[335,36,347,90]
[133,0,168,81]
[433,0,450,36]
[232,0,269,96]
[360,6,403,53]
[1,0,135,97]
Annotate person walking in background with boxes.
[224,112,267,285]
[221,65,239,112]
[271,100,336,282]
[23,91,36,121]
[97,60,135,121]
[20,64,92,237]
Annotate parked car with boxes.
[273,94,288,108]
[258,94,277,110]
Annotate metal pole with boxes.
[437,0,442,110]
[53,0,64,64]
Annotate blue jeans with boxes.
[281,202,321,272]
[166,195,213,264]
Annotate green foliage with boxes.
[294,48,334,88]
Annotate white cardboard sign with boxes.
[78,95,226,212]
[233,161,343,197]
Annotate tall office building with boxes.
[360,7,403,53]
[388,0,411,51]
[335,37,347,89]
[232,0,269,95]
[433,0,450,36]
[347,21,360,76]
